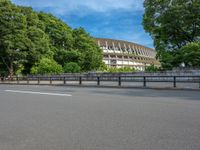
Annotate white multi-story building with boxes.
[95,38,160,71]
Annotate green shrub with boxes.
[179,42,200,67]
[63,62,81,73]
[145,64,159,72]
[31,58,63,74]
[107,67,135,73]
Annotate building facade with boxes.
[95,38,160,71]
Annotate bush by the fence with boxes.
[63,62,81,73]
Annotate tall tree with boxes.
[0,1,103,75]
[38,12,73,50]
[0,0,28,77]
[73,28,103,71]
[143,0,200,68]
[37,12,74,66]
[20,7,54,74]
[23,27,53,74]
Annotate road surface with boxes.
[0,85,200,150]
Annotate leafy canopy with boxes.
[143,0,200,51]
[179,42,200,67]
[143,0,200,69]
[0,0,29,76]
[0,0,103,76]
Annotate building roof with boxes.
[94,38,155,52]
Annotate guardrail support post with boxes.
[17,77,19,84]
[173,76,176,88]
[143,77,146,87]
[199,77,200,88]
[38,77,40,85]
[97,77,100,86]
[79,77,82,85]
[118,76,121,86]
[50,77,52,84]
[27,77,29,84]
[64,77,66,84]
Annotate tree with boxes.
[143,0,200,68]
[38,12,73,51]
[0,61,8,77]
[20,7,55,74]
[36,12,75,69]
[63,62,81,73]
[179,42,200,67]
[24,26,53,74]
[73,28,103,71]
[0,0,29,77]
[55,50,83,66]
[31,58,63,74]
[0,1,103,75]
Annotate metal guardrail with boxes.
[1,75,200,88]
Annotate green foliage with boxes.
[63,62,81,73]
[0,62,9,77]
[107,67,135,73]
[179,42,200,67]
[73,28,103,71]
[145,64,159,72]
[31,58,63,74]
[38,12,73,50]
[24,26,53,74]
[0,1,103,76]
[143,0,200,68]
[97,64,136,73]
[157,50,175,70]
[98,62,108,72]
[55,50,83,66]
[0,0,29,76]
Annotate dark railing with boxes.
[1,75,200,88]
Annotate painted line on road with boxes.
[4,90,72,97]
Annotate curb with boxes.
[0,83,200,91]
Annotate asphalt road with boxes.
[0,85,200,150]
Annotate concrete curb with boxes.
[0,83,200,91]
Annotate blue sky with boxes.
[12,0,154,48]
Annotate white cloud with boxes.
[12,0,144,15]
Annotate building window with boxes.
[111,60,117,65]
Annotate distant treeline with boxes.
[0,0,103,76]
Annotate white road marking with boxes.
[4,90,72,97]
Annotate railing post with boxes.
[50,77,52,84]
[173,76,176,88]
[79,76,82,85]
[17,77,19,84]
[143,76,146,87]
[118,76,121,86]
[63,77,66,84]
[199,77,200,88]
[38,77,40,85]
[27,77,29,84]
[97,77,100,86]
